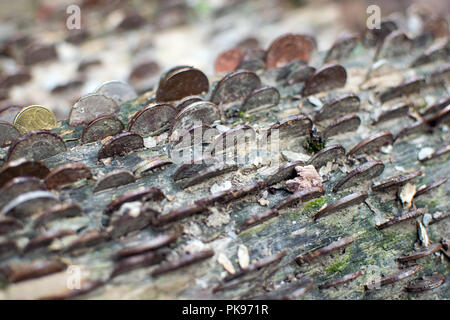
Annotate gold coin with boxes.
[13,105,57,134]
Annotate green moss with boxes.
[303,197,327,213]
[305,136,327,153]
[326,253,351,274]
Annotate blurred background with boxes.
[0,0,448,120]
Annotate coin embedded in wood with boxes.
[266,33,316,69]
[315,94,360,122]
[81,115,124,144]
[44,163,93,189]
[214,48,245,74]
[0,216,23,235]
[7,130,66,162]
[0,190,59,218]
[302,64,347,97]
[375,31,413,60]
[379,77,426,103]
[105,187,165,215]
[241,86,280,112]
[33,203,83,227]
[0,177,46,208]
[264,160,305,186]
[324,34,359,63]
[312,191,368,221]
[175,95,203,112]
[13,105,57,134]
[128,103,177,136]
[405,274,446,292]
[373,104,409,124]
[0,158,50,188]
[156,67,209,102]
[93,169,135,193]
[95,80,138,105]
[307,144,346,169]
[170,101,221,140]
[323,114,361,138]
[97,131,144,160]
[0,120,20,147]
[372,170,423,192]
[285,65,316,85]
[210,70,261,108]
[69,94,120,127]
[267,114,312,142]
[133,155,173,178]
[172,156,219,181]
[333,160,384,192]
[347,131,393,156]
[206,125,255,156]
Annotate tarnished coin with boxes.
[7,130,66,162]
[285,65,316,85]
[0,177,46,208]
[156,67,209,102]
[315,94,360,122]
[128,103,177,136]
[108,206,159,239]
[0,120,20,147]
[69,94,120,127]
[411,42,449,67]
[323,114,361,138]
[302,63,347,97]
[266,33,316,69]
[133,155,173,178]
[373,104,409,124]
[0,190,59,218]
[210,70,261,108]
[372,170,422,192]
[173,156,219,181]
[311,191,368,221]
[267,114,312,142]
[241,86,280,112]
[235,49,266,72]
[362,19,398,47]
[24,229,75,253]
[170,101,221,140]
[81,115,124,144]
[214,48,245,74]
[264,160,305,186]
[95,80,137,105]
[307,144,346,169]
[405,274,446,292]
[170,124,219,149]
[0,158,50,188]
[104,186,165,215]
[0,105,22,123]
[33,203,83,227]
[175,95,203,112]
[93,169,135,193]
[347,131,393,156]
[13,105,57,134]
[379,77,426,103]
[324,34,359,63]
[420,97,450,117]
[97,131,144,160]
[206,125,255,156]
[151,249,214,277]
[333,160,385,192]
[113,233,178,260]
[374,31,413,60]
[275,187,325,210]
[44,163,93,189]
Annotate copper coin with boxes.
[315,93,360,122]
[242,86,280,112]
[323,114,361,138]
[104,186,165,215]
[210,70,261,107]
[0,158,50,188]
[174,95,203,112]
[44,163,93,189]
[133,155,173,178]
[302,63,347,97]
[128,103,177,136]
[214,48,245,74]
[33,203,83,227]
[307,144,346,169]
[81,115,124,144]
[97,131,144,160]
[379,77,426,103]
[0,190,59,218]
[156,67,209,102]
[347,131,393,156]
[93,169,136,193]
[333,160,385,192]
[0,176,46,208]
[170,101,221,140]
[311,191,368,221]
[324,34,359,63]
[266,33,316,69]
[7,130,66,162]
[69,94,120,127]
